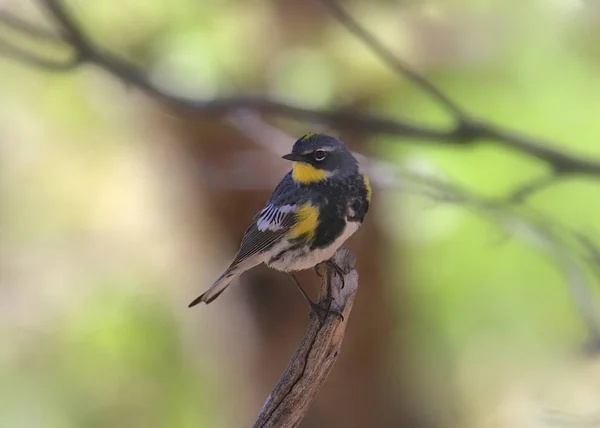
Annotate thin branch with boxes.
[317,0,600,177]
[0,38,78,70]
[577,233,600,281]
[253,248,358,428]
[527,223,600,348]
[478,124,600,175]
[506,173,565,204]
[40,0,88,48]
[0,9,76,70]
[0,10,62,40]
[316,0,466,119]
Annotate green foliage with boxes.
[0,283,221,428]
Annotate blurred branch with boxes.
[253,249,358,428]
[0,4,452,139]
[505,174,570,204]
[315,0,600,181]
[577,233,600,282]
[0,1,599,185]
[534,224,600,349]
[0,38,77,70]
[316,0,465,118]
[0,10,61,40]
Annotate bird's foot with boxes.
[325,259,346,289]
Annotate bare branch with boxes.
[543,228,600,349]
[0,38,78,70]
[506,174,564,204]
[0,0,598,183]
[478,124,600,176]
[317,0,600,178]
[40,0,88,49]
[577,233,600,280]
[316,0,466,119]
[254,249,358,428]
[0,10,62,40]
[0,9,74,70]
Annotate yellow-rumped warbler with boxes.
[188,133,371,314]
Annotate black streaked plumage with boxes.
[188,133,371,310]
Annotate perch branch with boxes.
[253,248,358,428]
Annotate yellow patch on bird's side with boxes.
[292,162,328,183]
[362,172,372,202]
[290,204,319,240]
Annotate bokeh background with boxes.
[2,0,600,427]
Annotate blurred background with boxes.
[2,0,600,427]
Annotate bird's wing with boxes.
[229,203,298,268]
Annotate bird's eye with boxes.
[314,150,327,161]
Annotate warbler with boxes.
[188,133,371,313]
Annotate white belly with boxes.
[266,221,361,272]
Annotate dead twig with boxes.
[253,248,358,428]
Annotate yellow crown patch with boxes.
[300,132,318,141]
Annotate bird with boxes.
[188,132,372,315]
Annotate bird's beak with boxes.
[282,153,303,162]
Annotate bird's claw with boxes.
[314,263,324,278]
[325,260,346,289]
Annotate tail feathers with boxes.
[189,257,263,308]
[188,269,240,307]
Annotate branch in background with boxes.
[316,0,466,119]
[316,0,600,180]
[253,249,358,428]
[0,10,61,40]
[0,38,77,70]
[505,174,566,204]
[577,233,600,282]
[0,1,599,186]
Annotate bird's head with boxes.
[282,133,358,184]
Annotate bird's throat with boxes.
[292,162,328,184]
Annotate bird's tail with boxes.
[188,259,259,307]
[188,270,238,307]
